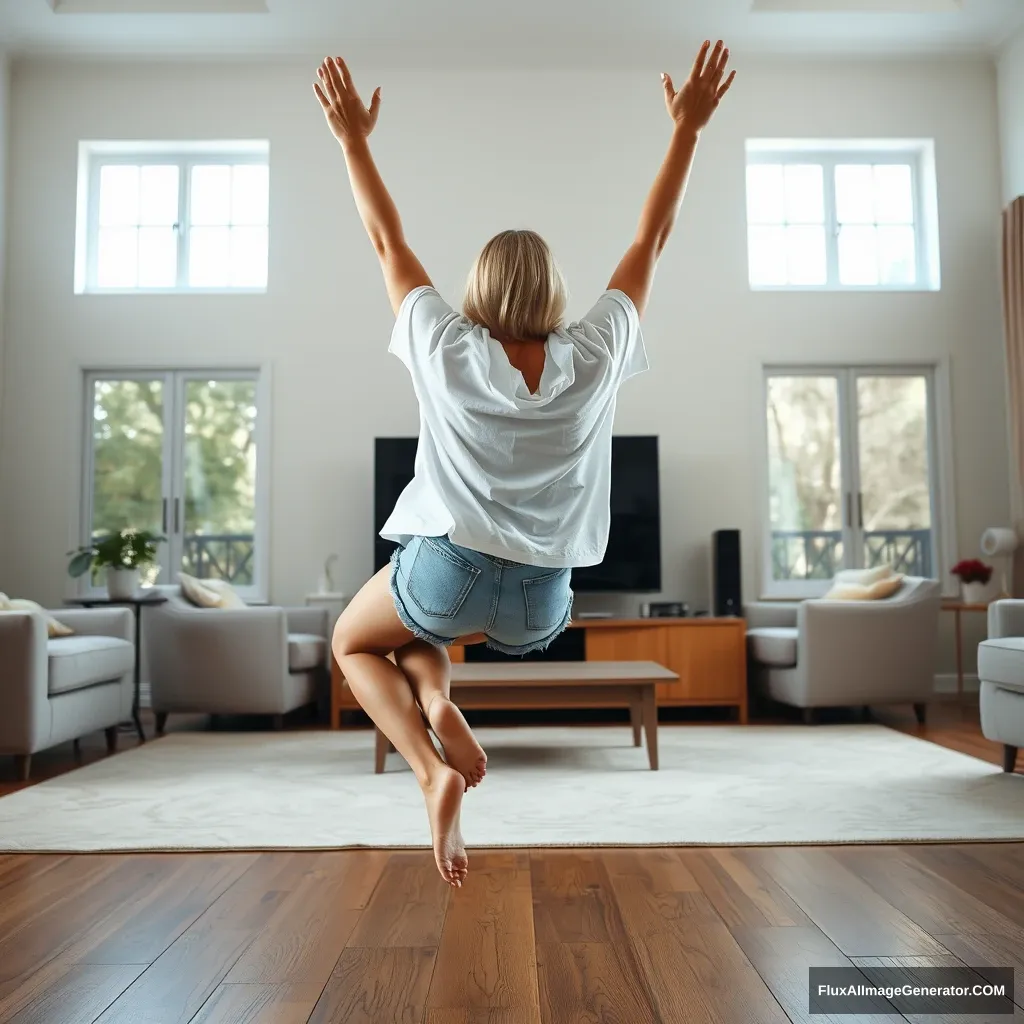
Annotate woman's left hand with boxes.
[314,57,381,147]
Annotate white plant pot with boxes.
[961,580,995,606]
[106,567,140,601]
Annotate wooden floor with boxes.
[0,703,1021,1023]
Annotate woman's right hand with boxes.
[663,40,735,133]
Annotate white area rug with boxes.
[1,726,1021,852]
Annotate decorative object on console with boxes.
[712,529,742,617]
[640,601,689,618]
[67,528,165,601]
[980,528,1019,597]
[952,559,996,606]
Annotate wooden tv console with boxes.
[330,616,747,724]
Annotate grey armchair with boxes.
[146,587,329,731]
[746,577,942,722]
[0,607,134,779]
[978,600,1024,773]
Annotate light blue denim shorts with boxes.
[389,535,574,656]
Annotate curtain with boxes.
[1003,197,1024,595]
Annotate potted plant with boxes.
[68,528,165,600]
[951,559,995,606]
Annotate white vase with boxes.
[106,567,140,601]
[961,580,993,606]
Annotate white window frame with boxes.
[757,361,956,600]
[79,366,271,603]
[75,140,270,295]
[745,139,940,293]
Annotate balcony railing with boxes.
[772,529,932,581]
[183,533,255,586]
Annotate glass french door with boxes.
[83,369,264,597]
[764,366,937,596]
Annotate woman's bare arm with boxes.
[608,40,735,317]
[314,57,430,314]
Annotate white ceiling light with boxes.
[48,0,268,12]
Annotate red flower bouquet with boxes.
[951,559,993,585]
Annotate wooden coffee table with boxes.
[371,661,677,773]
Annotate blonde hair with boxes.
[462,230,568,340]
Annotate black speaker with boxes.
[712,529,742,618]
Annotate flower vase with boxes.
[106,567,140,601]
[961,581,993,606]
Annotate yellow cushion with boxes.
[0,593,74,637]
[832,564,895,587]
[825,575,905,601]
[178,573,247,609]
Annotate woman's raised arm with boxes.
[608,41,735,317]
[314,57,431,314]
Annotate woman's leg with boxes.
[332,565,467,886]
[395,640,488,787]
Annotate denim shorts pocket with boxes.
[523,568,572,631]
[406,537,482,619]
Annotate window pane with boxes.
[138,227,178,288]
[835,164,874,224]
[231,164,269,226]
[766,376,843,581]
[783,164,824,224]
[90,378,165,586]
[873,164,913,224]
[98,165,140,227]
[230,226,268,288]
[139,165,179,226]
[181,379,258,586]
[857,375,932,577]
[189,226,231,287]
[877,226,916,285]
[96,227,139,288]
[838,225,879,286]
[785,226,827,285]
[746,164,785,224]
[190,165,232,226]
[748,226,787,286]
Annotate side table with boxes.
[65,592,168,741]
[941,600,989,702]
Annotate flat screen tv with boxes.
[373,435,661,593]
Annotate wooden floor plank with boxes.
[423,1012,532,1024]
[225,851,387,986]
[730,926,900,1024]
[189,983,325,1024]
[91,854,313,1024]
[749,848,950,957]
[0,854,68,894]
[932,933,1024,1010]
[426,852,541,1022]
[310,947,436,1024]
[680,849,813,930]
[605,873,789,1023]
[5,964,146,1024]
[851,955,1024,1023]
[907,846,1024,927]
[344,852,449,949]
[530,851,618,944]
[536,942,657,1024]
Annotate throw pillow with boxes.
[832,564,894,587]
[178,573,247,609]
[0,593,75,637]
[824,575,904,601]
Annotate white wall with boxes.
[0,58,1010,662]
[998,29,1024,204]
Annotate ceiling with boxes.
[0,0,1022,65]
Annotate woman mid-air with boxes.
[315,41,735,887]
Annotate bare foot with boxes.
[423,765,468,887]
[427,696,488,789]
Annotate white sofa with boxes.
[746,577,942,722]
[978,600,1024,773]
[0,607,134,779]
[145,586,329,732]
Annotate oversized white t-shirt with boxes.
[381,286,649,568]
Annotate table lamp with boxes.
[980,528,1019,598]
